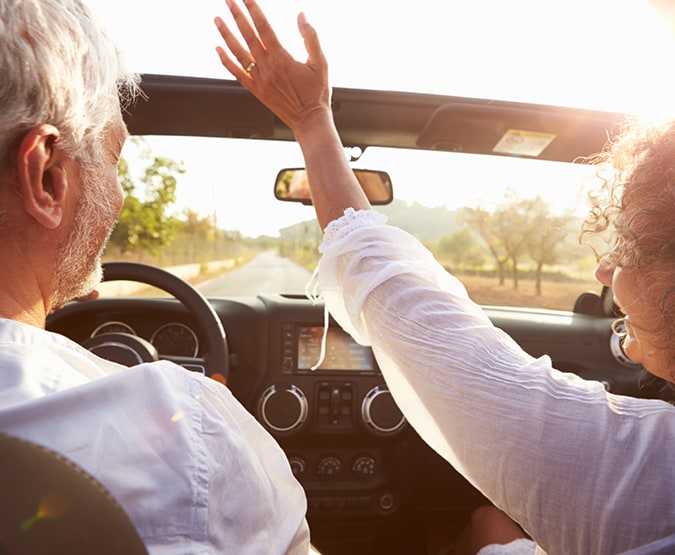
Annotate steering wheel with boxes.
[75,262,229,380]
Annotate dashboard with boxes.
[46,292,660,551]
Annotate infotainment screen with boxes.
[297,326,375,372]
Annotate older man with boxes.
[0,1,310,553]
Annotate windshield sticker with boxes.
[493,129,556,157]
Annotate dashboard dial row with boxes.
[91,321,199,357]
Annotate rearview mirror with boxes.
[275,168,393,205]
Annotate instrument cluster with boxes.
[91,320,199,357]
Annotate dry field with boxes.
[458,274,600,311]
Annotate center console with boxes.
[256,316,409,518]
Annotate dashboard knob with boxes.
[258,384,308,434]
[361,385,406,435]
[316,455,342,479]
[288,456,307,478]
[352,455,376,479]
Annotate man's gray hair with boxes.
[0,0,140,166]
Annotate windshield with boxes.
[98,134,602,310]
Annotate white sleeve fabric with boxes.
[316,208,675,554]
[478,538,536,555]
[0,358,311,555]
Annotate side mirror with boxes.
[274,168,393,205]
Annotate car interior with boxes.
[42,73,674,554]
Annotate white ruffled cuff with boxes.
[320,208,387,250]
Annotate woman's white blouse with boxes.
[317,208,675,554]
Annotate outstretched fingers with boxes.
[215,0,292,83]
[224,0,265,61]
[297,12,326,71]
[240,0,284,54]
[214,16,252,81]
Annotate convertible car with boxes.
[43,71,673,554]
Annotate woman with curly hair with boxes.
[588,119,675,382]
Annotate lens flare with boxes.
[20,491,70,531]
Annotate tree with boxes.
[463,191,557,290]
[491,194,542,290]
[526,201,574,295]
[435,228,486,272]
[109,143,184,259]
[461,207,510,285]
[173,209,217,263]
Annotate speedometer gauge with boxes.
[150,323,199,357]
[91,321,136,337]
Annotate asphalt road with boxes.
[196,251,313,297]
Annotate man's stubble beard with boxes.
[52,169,119,307]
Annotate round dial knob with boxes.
[352,455,376,479]
[258,384,308,434]
[316,455,342,479]
[361,385,406,435]
[288,456,307,478]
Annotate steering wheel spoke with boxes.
[161,355,209,374]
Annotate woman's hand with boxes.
[214,0,370,229]
[214,0,331,137]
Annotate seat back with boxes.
[0,433,148,554]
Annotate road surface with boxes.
[196,251,313,297]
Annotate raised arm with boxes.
[213,0,370,229]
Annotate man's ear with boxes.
[15,124,71,229]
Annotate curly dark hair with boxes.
[582,117,675,366]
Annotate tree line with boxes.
[104,138,262,268]
[452,190,581,295]
[280,192,594,297]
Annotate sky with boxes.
[86,0,675,114]
[85,0,675,237]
